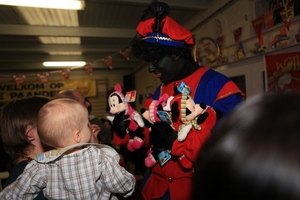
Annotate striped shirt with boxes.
[0,144,135,200]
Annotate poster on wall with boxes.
[0,79,97,103]
[265,51,300,94]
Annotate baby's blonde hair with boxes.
[37,98,88,148]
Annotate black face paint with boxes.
[148,55,179,83]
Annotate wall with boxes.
[0,69,129,119]
[0,69,127,89]
[186,0,300,98]
[2,1,299,115]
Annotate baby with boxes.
[0,98,135,200]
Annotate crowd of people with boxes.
[1,98,135,199]
[0,0,299,200]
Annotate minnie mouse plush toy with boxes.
[106,83,145,152]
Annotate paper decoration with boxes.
[233,27,242,46]
[233,43,245,60]
[102,56,113,69]
[279,0,295,31]
[269,29,290,49]
[233,28,244,60]
[269,29,291,49]
[84,62,93,75]
[13,74,27,87]
[262,4,276,29]
[216,36,227,64]
[219,49,228,64]
[37,72,50,84]
[252,16,264,42]
[120,48,130,60]
[60,69,71,80]
[216,36,224,50]
[204,41,215,65]
[251,37,267,55]
[0,45,129,83]
[265,51,300,93]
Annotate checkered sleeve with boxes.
[98,150,136,198]
[0,161,46,200]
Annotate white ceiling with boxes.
[0,0,208,74]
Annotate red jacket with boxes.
[114,66,245,200]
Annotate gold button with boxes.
[168,178,172,183]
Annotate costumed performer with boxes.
[113,1,246,200]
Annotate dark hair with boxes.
[0,96,50,159]
[101,118,112,126]
[131,0,193,62]
[191,93,300,200]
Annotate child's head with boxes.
[37,98,92,148]
[0,96,50,160]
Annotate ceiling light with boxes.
[43,61,86,67]
[0,0,85,10]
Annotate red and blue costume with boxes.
[114,64,245,200]
[114,1,245,199]
[139,65,245,200]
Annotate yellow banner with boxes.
[0,79,96,103]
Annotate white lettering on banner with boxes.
[0,79,96,102]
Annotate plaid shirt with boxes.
[0,145,135,200]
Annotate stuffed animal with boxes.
[167,92,217,169]
[144,122,177,168]
[144,94,216,169]
[165,92,207,142]
[155,82,217,170]
[141,93,170,125]
[106,83,145,152]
